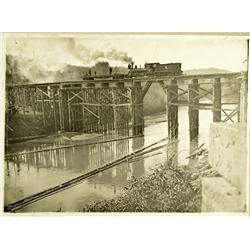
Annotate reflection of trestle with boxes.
[88,138,130,170]
[129,137,145,178]
[166,139,179,166]
[166,139,204,167]
[87,137,145,188]
[5,138,132,178]
[188,140,199,167]
[5,142,70,175]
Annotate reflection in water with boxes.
[5,129,151,211]
[87,139,131,190]
[166,140,179,166]
[130,137,145,178]
[188,140,199,167]
[5,105,234,212]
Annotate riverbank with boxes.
[83,154,220,213]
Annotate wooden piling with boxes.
[41,90,46,127]
[81,86,85,132]
[111,88,118,133]
[22,88,26,118]
[213,77,222,122]
[67,90,72,131]
[131,81,144,136]
[52,87,58,132]
[188,79,199,140]
[58,86,66,132]
[166,79,178,139]
[97,89,101,133]
[6,159,10,176]
[31,87,37,122]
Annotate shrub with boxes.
[83,162,201,213]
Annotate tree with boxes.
[6,54,29,85]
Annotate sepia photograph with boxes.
[2,33,249,213]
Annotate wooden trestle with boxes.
[164,72,248,141]
[6,79,145,137]
[6,71,248,141]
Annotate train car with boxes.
[129,62,183,77]
[82,62,183,80]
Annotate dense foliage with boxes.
[83,162,203,213]
[6,54,30,85]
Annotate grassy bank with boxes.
[6,113,55,140]
[83,157,220,213]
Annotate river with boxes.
[4,105,237,212]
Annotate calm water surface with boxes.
[4,106,236,212]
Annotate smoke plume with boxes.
[66,38,132,64]
[6,37,133,83]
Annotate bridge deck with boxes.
[6,72,243,88]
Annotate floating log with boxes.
[186,143,205,159]
[129,152,162,163]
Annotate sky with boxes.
[6,34,248,72]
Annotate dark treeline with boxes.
[5,55,129,84]
[6,55,30,85]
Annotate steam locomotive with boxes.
[128,62,182,77]
[82,62,182,80]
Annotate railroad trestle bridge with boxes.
[6,72,248,141]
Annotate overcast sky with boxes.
[6,34,248,72]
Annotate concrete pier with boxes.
[202,123,247,212]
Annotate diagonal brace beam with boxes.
[68,91,83,103]
[37,88,51,99]
[138,81,152,102]
[82,105,99,119]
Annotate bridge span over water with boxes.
[6,72,248,141]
